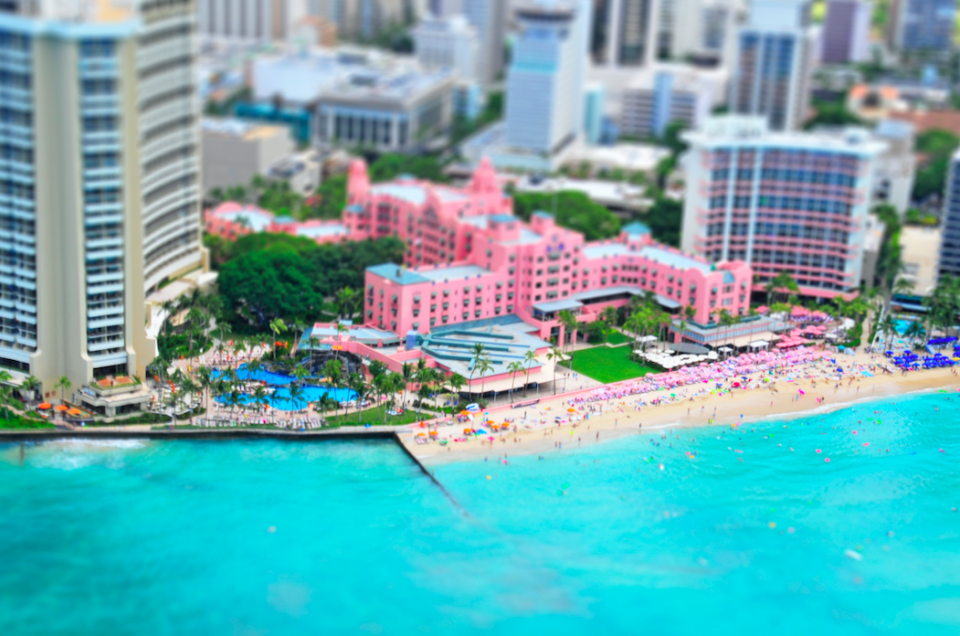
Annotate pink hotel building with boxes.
[347,160,753,342]
[206,158,754,344]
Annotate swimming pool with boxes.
[217,385,356,411]
[214,364,307,386]
[894,318,915,336]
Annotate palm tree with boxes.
[347,373,369,425]
[334,322,349,361]
[507,361,524,402]
[293,364,309,385]
[20,374,41,404]
[558,309,579,359]
[476,356,493,402]
[252,385,269,418]
[522,350,538,397]
[601,305,618,328]
[547,347,564,394]
[766,271,799,306]
[306,335,321,368]
[292,318,307,355]
[400,362,414,409]
[0,370,11,420]
[416,383,432,419]
[288,384,305,415]
[54,376,72,404]
[269,318,287,360]
[448,373,466,407]
[324,359,343,419]
[467,343,486,402]
[335,287,357,320]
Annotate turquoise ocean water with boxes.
[1,392,959,635]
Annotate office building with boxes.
[503,0,591,158]
[728,0,818,131]
[592,0,658,67]
[0,1,204,396]
[413,13,479,82]
[312,0,407,40]
[681,116,887,299]
[198,0,307,42]
[939,147,960,280]
[888,0,957,54]
[620,63,728,137]
[820,0,872,64]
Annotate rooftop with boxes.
[420,320,551,379]
[418,264,492,282]
[371,184,428,205]
[639,246,713,275]
[214,207,275,232]
[296,224,350,239]
[366,264,429,285]
[254,47,454,104]
[686,116,889,156]
[201,117,287,141]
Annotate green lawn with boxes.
[606,331,632,346]
[568,345,658,384]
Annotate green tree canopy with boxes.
[217,236,405,328]
[913,129,960,202]
[511,190,621,240]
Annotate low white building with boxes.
[252,47,456,151]
[201,119,321,195]
[621,64,729,138]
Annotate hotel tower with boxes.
[0,0,204,394]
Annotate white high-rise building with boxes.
[430,0,506,85]
[504,0,592,155]
[0,1,205,394]
[413,13,479,82]
[729,0,818,131]
[656,0,742,62]
[198,0,307,42]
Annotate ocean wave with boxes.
[41,438,148,450]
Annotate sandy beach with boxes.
[403,349,960,466]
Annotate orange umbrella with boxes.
[428,431,438,436]
[567,408,576,412]
[54,405,69,412]
[67,408,82,416]
[38,403,52,410]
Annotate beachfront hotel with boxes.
[681,116,887,299]
[0,0,205,399]
[211,157,754,350]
